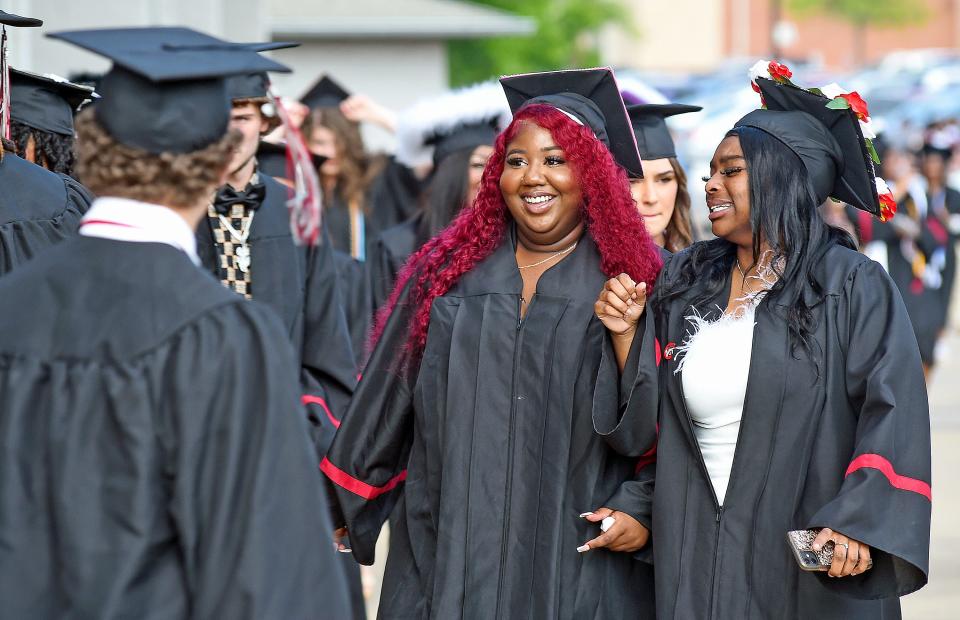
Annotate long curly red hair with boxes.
[371,104,662,360]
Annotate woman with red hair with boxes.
[321,69,662,618]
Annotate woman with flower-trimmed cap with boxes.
[596,62,930,618]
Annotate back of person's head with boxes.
[10,120,76,175]
[74,109,239,209]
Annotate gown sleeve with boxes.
[592,308,659,543]
[806,259,931,598]
[165,302,351,619]
[300,228,359,456]
[320,279,419,565]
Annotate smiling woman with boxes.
[597,66,931,618]
[320,69,663,619]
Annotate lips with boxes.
[521,193,557,214]
[707,202,733,221]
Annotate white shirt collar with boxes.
[79,197,201,266]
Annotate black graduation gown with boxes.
[326,158,421,261]
[197,174,357,455]
[322,229,657,619]
[644,243,930,619]
[0,151,91,274]
[367,214,422,313]
[333,247,373,365]
[0,236,351,619]
[848,202,948,364]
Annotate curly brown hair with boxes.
[74,110,240,208]
[664,157,694,252]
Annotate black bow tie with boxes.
[213,182,266,215]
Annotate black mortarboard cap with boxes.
[427,120,498,166]
[627,103,701,162]
[10,68,95,135]
[0,10,41,26]
[257,140,327,181]
[735,77,880,216]
[46,27,291,154]
[300,75,350,110]
[225,42,299,101]
[500,68,643,177]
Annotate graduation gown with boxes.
[0,151,91,274]
[322,228,657,619]
[367,214,422,313]
[197,173,357,455]
[848,200,951,365]
[643,243,930,619]
[333,247,373,365]
[0,236,351,619]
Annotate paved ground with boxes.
[902,324,960,619]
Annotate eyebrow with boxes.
[506,145,563,156]
[717,155,745,164]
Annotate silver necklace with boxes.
[217,210,256,273]
[517,242,577,270]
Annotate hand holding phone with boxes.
[787,528,873,577]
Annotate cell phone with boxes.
[786,529,833,572]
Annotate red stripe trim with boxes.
[301,394,340,429]
[845,453,931,501]
[80,219,139,229]
[635,438,658,474]
[654,338,662,367]
[319,457,407,500]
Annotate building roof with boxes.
[270,0,535,39]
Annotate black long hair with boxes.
[415,146,475,245]
[655,126,856,357]
[10,121,77,175]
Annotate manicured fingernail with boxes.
[579,512,593,518]
[600,516,616,532]
[577,544,590,553]
[338,548,353,554]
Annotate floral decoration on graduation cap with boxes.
[744,60,896,221]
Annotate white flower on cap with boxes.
[820,82,849,100]
[875,176,891,196]
[748,60,772,83]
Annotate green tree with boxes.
[448,0,629,87]
[788,0,929,66]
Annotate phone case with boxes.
[786,528,833,571]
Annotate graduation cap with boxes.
[10,68,95,135]
[499,68,643,177]
[0,10,41,26]
[627,103,701,163]
[300,75,350,110]
[224,41,299,101]
[46,27,291,154]
[427,121,498,166]
[1,9,43,139]
[735,77,881,216]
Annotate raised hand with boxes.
[594,273,646,337]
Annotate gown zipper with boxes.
[494,293,530,618]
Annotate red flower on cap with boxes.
[879,191,897,222]
[768,61,793,83]
[839,91,870,121]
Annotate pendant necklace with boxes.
[218,210,256,273]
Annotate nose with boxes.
[635,178,657,206]
[704,170,722,195]
[522,160,545,186]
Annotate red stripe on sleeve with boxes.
[320,457,407,500]
[301,394,340,429]
[845,453,931,501]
